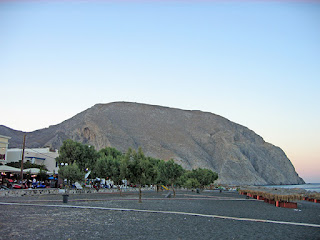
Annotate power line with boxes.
[26,148,57,160]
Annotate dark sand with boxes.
[0,190,319,240]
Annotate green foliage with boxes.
[56,139,99,171]
[93,156,112,178]
[183,168,218,189]
[121,148,156,186]
[38,168,48,181]
[176,171,189,187]
[120,148,133,182]
[160,159,184,197]
[184,178,200,189]
[93,155,122,185]
[121,148,157,202]
[147,157,161,185]
[58,163,84,185]
[82,144,99,170]
[155,159,168,185]
[109,157,122,186]
[163,159,185,185]
[156,159,185,196]
[95,147,123,185]
[55,141,218,194]
[99,147,122,159]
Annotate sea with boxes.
[264,183,320,193]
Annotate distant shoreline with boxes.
[262,183,320,193]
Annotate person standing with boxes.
[32,178,37,189]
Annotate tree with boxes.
[184,168,218,190]
[121,148,156,203]
[38,168,48,181]
[93,157,109,179]
[176,170,190,187]
[158,159,184,197]
[109,156,122,194]
[93,154,123,195]
[184,178,200,190]
[97,147,123,193]
[152,158,167,192]
[82,144,99,170]
[56,139,99,171]
[58,163,84,188]
[99,147,122,159]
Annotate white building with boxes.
[6,148,59,174]
[0,135,11,164]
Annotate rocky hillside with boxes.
[0,102,304,185]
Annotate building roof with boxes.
[0,135,11,139]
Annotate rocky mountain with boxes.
[0,102,304,185]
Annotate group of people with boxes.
[0,178,58,189]
[86,179,114,190]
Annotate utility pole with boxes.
[20,134,26,182]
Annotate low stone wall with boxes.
[0,187,155,197]
[0,189,60,197]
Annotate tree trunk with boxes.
[139,184,142,203]
[65,183,70,194]
[172,183,176,197]
[117,185,122,196]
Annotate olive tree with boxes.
[158,159,184,197]
[182,168,218,190]
[56,139,99,171]
[121,148,156,203]
[58,163,84,189]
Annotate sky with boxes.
[1,0,319,182]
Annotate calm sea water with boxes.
[264,183,320,193]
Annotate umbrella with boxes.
[0,165,21,173]
[23,168,42,174]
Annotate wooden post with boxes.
[139,184,142,203]
[20,135,26,181]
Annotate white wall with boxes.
[0,135,10,164]
[6,148,59,174]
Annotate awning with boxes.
[23,168,42,174]
[0,165,21,173]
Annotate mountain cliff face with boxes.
[0,102,304,185]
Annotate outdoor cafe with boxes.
[0,165,58,189]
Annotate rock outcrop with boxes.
[0,102,304,185]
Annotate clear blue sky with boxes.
[1,1,319,182]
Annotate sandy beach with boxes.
[0,190,319,240]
